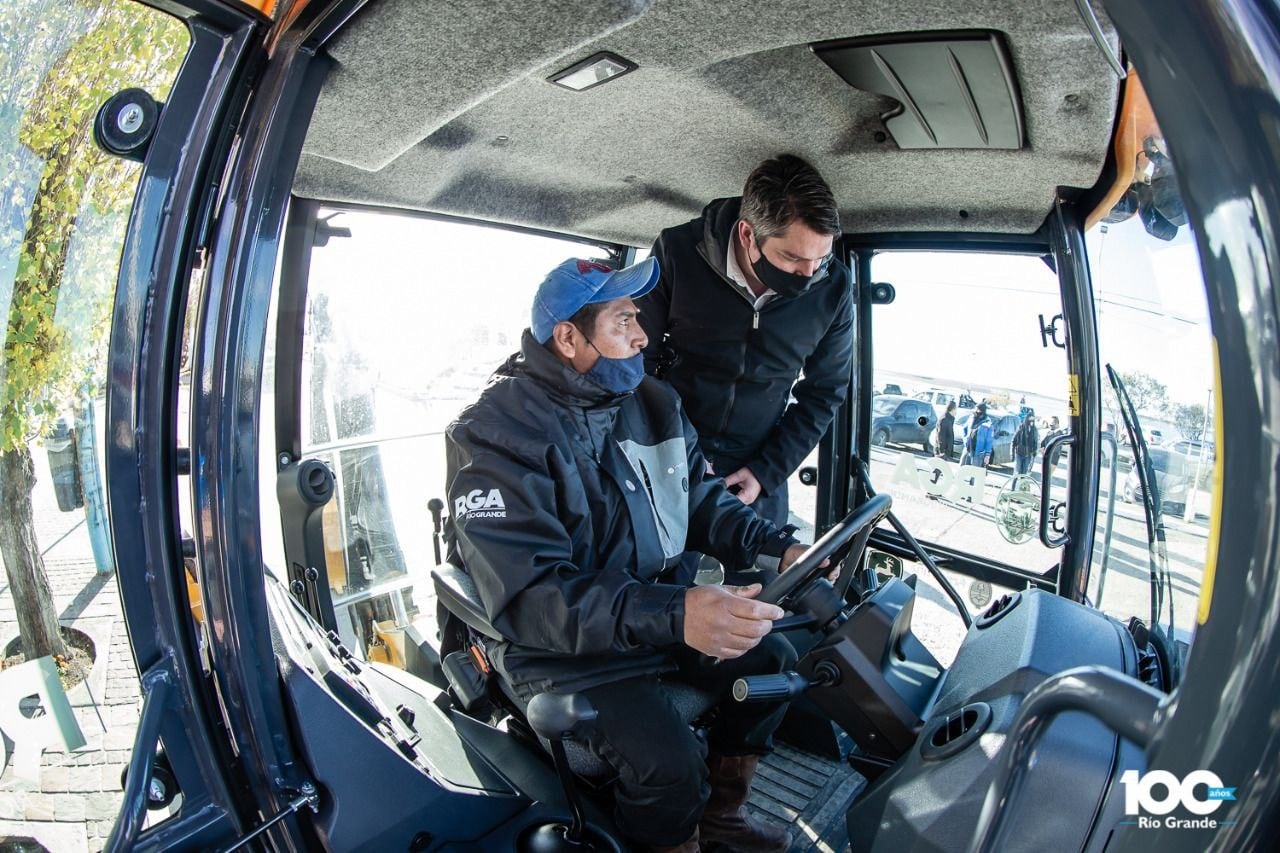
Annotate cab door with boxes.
[101,1,349,849]
[840,227,1097,656]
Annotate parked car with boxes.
[949,410,1021,466]
[871,395,937,452]
[913,388,960,418]
[881,382,904,396]
[1170,438,1215,461]
[1123,446,1193,514]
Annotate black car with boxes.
[871,395,937,452]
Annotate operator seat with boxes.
[430,561,716,780]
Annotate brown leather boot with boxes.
[699,754,790,852]
[643,826,700,852]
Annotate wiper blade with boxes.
[1106,365,1174,639]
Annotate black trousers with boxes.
[575,635,796,846]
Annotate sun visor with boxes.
[813,32,1025,150]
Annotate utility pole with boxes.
[1183,388,1213,522]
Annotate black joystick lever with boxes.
[733,661,840,703]
[428,499,445,565]
[522,693,600,852]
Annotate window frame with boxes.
[838,226,1101,599]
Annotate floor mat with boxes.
[745,743,867,852]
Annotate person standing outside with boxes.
[961,402,995,469]
[1013,413,1040,476]
[936,401,957,462]
[637,154,853,541]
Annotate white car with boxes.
[913,388,962,419]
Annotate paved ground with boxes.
[0,448,141,853]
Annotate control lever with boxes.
[850,564,880,600]
[428,498,445,565]
[733,661,840,703]
[524,693,599,851]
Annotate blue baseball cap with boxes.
[531,257,659,343]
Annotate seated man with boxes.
[446,257,814,853]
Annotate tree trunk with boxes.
[0,444,67,659]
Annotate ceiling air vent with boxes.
[975,591,1022,629]
[812,31,1025,150]
[921,702,992,761]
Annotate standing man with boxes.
[961,402,995,469]
[1013,414,1040,476]
[447,257,814,852]
[637,154,853,537]
[936,401,957,462]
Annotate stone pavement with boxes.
[0,448,143,852]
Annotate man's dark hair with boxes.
[740,154,841,242]
[543,301,607,351]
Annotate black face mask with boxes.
[751,243,831,298]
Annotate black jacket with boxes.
[937,413,956,454]
[638,197,854,494]
[1014,419,1040,456]
[445,332,796,697]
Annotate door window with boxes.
[867,251,1069,648]
[0,0,188,845]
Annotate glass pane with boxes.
[284,208,609,663]
[1086,209,1212,655]
[868,251,1068,613]
[0,0,188,846]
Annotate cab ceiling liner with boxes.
[295,0,1123,243]
[304,0,654,171]
[813,32,1025,150]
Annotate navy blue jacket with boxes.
[445,331,795,696]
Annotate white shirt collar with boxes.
[725,230,776,310]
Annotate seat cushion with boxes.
[508,680,718,780]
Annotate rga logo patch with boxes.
[455,488,507,519]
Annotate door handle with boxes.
[1039,433,1075,548]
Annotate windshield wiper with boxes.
[1106,366,1176,645]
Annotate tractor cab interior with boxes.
[97,0,1267,850]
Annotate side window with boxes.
[1086,200,1213,653]
[869,251,1068,628]
[0,1,188,847]
[277,208,609,660]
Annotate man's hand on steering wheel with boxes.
[781,543,838,582]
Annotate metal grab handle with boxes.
[105,663,173,853]
[1039,433,1076,548]
[969,667,1164,853]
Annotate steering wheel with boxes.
[758,494,893,607]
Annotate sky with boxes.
[869,215,1213,412]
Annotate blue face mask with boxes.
[585,351,646,393]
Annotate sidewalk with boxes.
[0,451,142,852]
